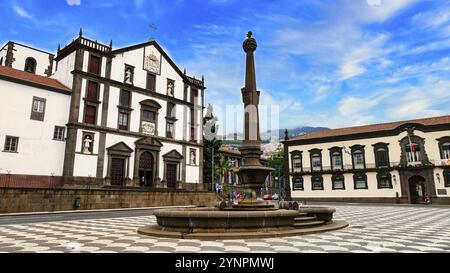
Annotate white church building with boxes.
[0,30,205,190]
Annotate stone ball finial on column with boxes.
[243,31,257,52]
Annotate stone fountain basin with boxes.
[153,207,300,231]
[298,206,336,223]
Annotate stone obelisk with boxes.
[235,32,275,209]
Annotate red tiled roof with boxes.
[288,115,450,141]
[0,66,71,93]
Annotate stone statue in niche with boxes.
[190,150,196,165]
[167,81,174,96]
[125,67,133,84]
[83,135,93,154]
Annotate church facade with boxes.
[0,31,205,190]
[284,116,450,204]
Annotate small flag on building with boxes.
[342,145,352,156]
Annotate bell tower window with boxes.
[24,57,37,74]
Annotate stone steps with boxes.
[294,216,317,222]
[293,220,326,228]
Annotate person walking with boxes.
[424,193,432,206]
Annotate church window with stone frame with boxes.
[30,97,46,121]
[53,126,66,141]
[84,105,97,125]
[3,136,19,153]
[190,88,198,104]
[24,57,37,74]
[146,73,156,92]
[88,54,101,75]
[140,100,161,136]
[119,90,131,108]
[118,112,129,131]
[86,81,100,102]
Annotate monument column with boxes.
[236,32,275,207]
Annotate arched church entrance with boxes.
[408,175,426,204]
[139,152,154,187]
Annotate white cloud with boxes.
[13,6,33,20]
[412,7,450,30]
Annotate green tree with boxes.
[203,105,222,191]
[215,155,233,195]
[268,146,285,188]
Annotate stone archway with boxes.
[134,137,163,187]
[408,175,426,204]
[139,152,154,187]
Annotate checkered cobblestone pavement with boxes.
[0,205,449,253]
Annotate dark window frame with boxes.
[83,104,98,125]
[146,73,157,92]
[373,143,390,168]
[53,126,66,141]
[332,174,345,190]
[377,172,393,189]
[311,175,324,191]
[119,90,132,108]
[351,145,366,170]
[329,147,343,171]
[292,176,304,191]
[190,88,198,104]
[353,173,368,190]
[190,107,198,142]
[85,81,100,102]
[444,170,450,187]
[140,100,161,135]
[88,53,102,75]
[30,96,47,121]
[438,137,450,160]
[166,102,178,138]
[3,136,19,153]
[309,149,323,172]
[118,111,130,131]
[290,151,303,173]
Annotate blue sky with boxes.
[1,0,450,130]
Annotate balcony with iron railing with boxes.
[290,159,450,174]
[290,162,401,174]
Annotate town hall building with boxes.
[0,30,205,190]
[284,116,450,204]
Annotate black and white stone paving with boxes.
[0,205,449,253]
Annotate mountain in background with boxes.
[277,126,330,139]
[220,126,330,146]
